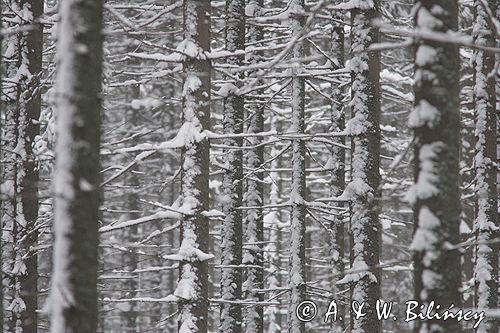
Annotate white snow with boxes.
[408,99,440,128]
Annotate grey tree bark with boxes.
[328,9,346,333]
[287,1,307,333]
[346,2,381,332]
[243,1,265,332]
[0,1,3,330]
[1,1,43,332]
[472,1,498,332]
[49,0,103,331]
[121,81,141,333]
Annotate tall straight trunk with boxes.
[411,1,462,332]
[1,1,43,332]
[49,0,103,330]
[266,113,282,333]
[287,1,306,333]
[497,4,500,235]
[328,9,345,333]
[220,0,245,332]
[121,82,141,333]
[243,1,265,332]
[472,1,498,332]
[175,1,211,333]
[0,2,3,330]
[497,3,500,242]
[346,2,381,333]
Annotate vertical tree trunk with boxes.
[121,82,141,333]
[0,1,3,330]
[220,0,245,332]
[411,1,462,332]
[346,2,381,332]
[49,0,103,331]
[266,113,283,333]
[175,1,211,333]
[243,1,265,332]
[328,9,345,333]
[287,1,306,333]
[1,1,43,332]
[472,1,498,332]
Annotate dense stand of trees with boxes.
[0,0,498,333]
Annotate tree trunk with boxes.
[346,2,381,332]
[220,0,245,331]
[0,1,3,330]
[121,82,141,333]
[49,0,103,331]
[176,1,211,332]
[411,1,462,332]
[243,1,265,332]
[1,1,43,332]
[472,1,498,332]
[328,9,346,333]
[287,1,307,333]
[266,113,283,333]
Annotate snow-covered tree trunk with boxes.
[243,0,265,332]
[344,2,381,332]
[327,10,345,333]
[48,0,103,330]
[266,113,283,333]
[287,1,307,333]
[497,5,500,242]
[497,4,500,242]
[1,1,43,332]
[411,1,462,332]
[220,0,245,332]
[175,1,211,332]
[472,1,498,332]
[0,1,2,328]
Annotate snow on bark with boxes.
[48,0,103,331]
[411,2,462,332]
[340,1,381,332]
[472,1,498,332]
[0,2,3,329]
[242,1,265,332]
[1,1,42,332]
[497,4,500,245]
[287,1,307,333]
[264,114,283,333]
[327,8,346,333]
[175,1,212,333]
[219,0,245,332]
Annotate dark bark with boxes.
[412,1,462,332]
[121,82,141,333]
[348,2,381,332]
[219,0,245,331]
[176,1,211,332]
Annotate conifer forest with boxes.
[0,0,499,332]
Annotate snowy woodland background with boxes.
[0,0,499,332]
